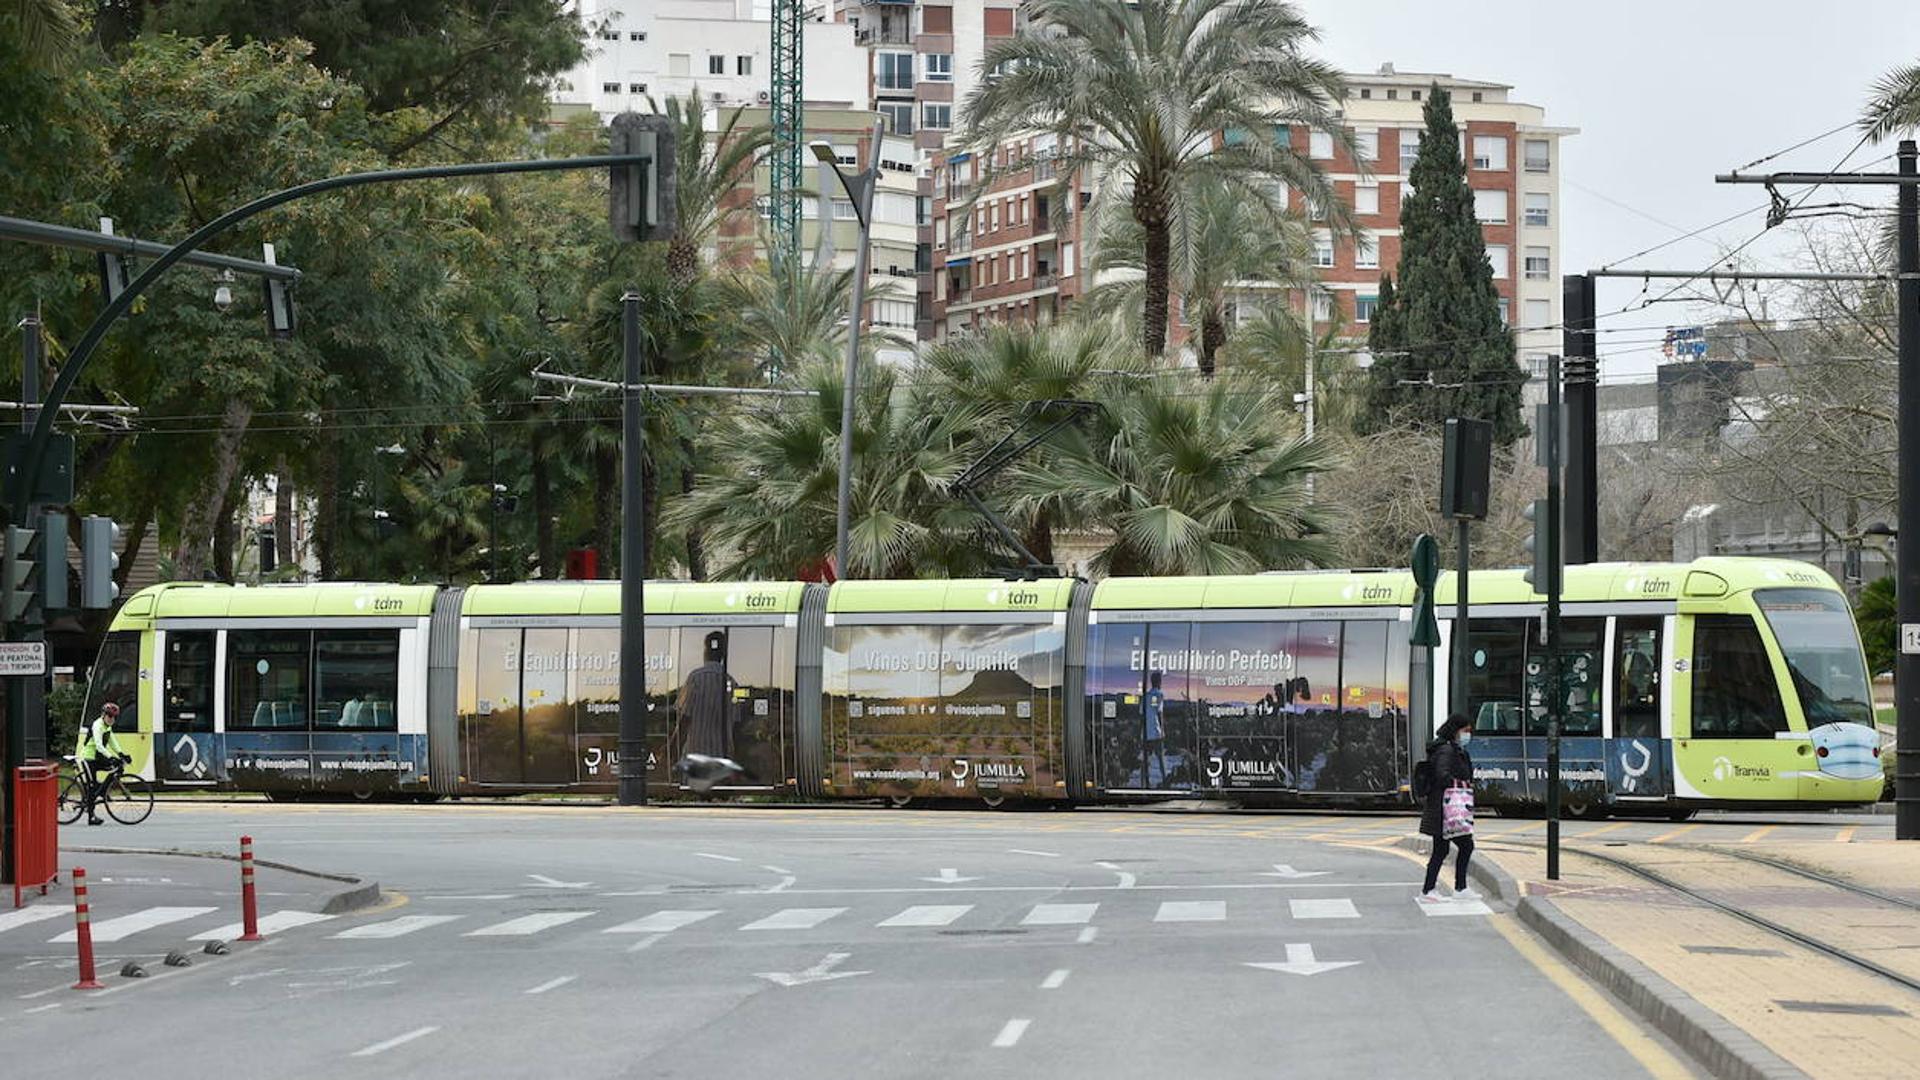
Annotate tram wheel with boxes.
[980,792,1006,809]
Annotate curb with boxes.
[1400,834,1803,1080]
[65,845,382,915]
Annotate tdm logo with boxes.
[1360,584,1395,601]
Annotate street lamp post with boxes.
[811,120,885,580]
[372,443,404,581]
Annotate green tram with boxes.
[81,557,1882,814]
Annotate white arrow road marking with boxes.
[755,952,870,987]
[920,868,981,884]
[1095,862,1137,889]
[1261,864,1330,879]
[1245,943,1362,977]
[527,874,592,889]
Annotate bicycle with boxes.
[57,754,154,826]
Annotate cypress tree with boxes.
[1363,84,1527,446]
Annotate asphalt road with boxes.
[0,802,1798,1078]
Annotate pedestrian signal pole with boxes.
[1439,418,1492,726]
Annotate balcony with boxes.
[1035,272,1059,291]
[1524,155,1551,174]
[857,24,912,46]
[948,232,971,256]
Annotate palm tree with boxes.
[665,363,984,579]
[1010,374,1336,576]
[1221,304,1367,436]
[4,0,80,70]
[962,0,1350,357]
[722,255,906,375]
[650,90,773,288]
[1082,176,1315,374]
[1862,62,1920,143]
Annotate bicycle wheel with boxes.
[104,775,154,825]
[57,775,87,825]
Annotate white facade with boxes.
[556,0,866,115]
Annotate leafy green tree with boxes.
[113,0,585,157]
[1362,84,1526,446]
[4,0,82,69]
[962,0,1348,357]
[1863,61,1920,142]
[1083,177,1314,375]
[1010,374,1335,575]
[652,92,772,290]
[721,257,905,375]
[1857,576,1897,678]
[1221,307,1366,435]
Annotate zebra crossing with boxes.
[2,891,1489,953]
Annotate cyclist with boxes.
[75,702,131,826]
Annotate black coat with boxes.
[1418,738,1474,837]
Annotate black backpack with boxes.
[1412,758,1434,799]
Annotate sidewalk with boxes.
[1456,833,1920,1080]
[2,846,378,995]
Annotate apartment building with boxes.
[923,64,1574,373]
[554,0,865,115]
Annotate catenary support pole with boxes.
[618,291,648,807]
[1544,355,1564,881]
[1897,141,1918,841]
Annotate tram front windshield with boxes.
[1755,588,1874,727]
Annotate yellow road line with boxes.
[1487,914,1694,1080]
[1835,826,1857,843]
[1648,822,1702,844]
[1740,825,1778,844]
[1577,821,1634,838]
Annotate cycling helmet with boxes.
[102,702,120,717]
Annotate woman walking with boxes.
[1418,715,1481,903]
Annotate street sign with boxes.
[0,640,47,676]
[1903,624,1920,656]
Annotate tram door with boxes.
[668,627,781,787]
[159,631,219,783]
[1609,616,1669,798]
[471,628,582,787]
[1287,622,1342,793]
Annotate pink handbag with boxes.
[1442,784,1475,838]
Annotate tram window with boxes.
[1528,618,1603,737]
[311,631,399,731]
[1465,618,1527,734]
[1691,615,1789,738]
[1756,588,1875,726]
[85,632,141,734]
[1614,617,1662,740]
[164,632,215,733]
[229,630,309,730]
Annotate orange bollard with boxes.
[238,835,263,942]
[72,867,103,990]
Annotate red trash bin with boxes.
[12,762,59,908]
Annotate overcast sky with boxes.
[1300,1,1920,378]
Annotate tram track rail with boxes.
[1488,836,1920,998]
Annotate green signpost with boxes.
[1411,533,1441,746]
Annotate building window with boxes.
[1353,130,1378,162]
[833,199,857,220]
[1497,298,1510,326]
[925,53,952,82]
[1524,139,1551,173]
[1355,232,1379,269]
[1359,88,1371,99]
[1486,244,1509,278]
[989,202,999,230]
[1399,129,1421,173]
[935,218,947,248]
[1356,294,1379,322]
[1354,183,1380,216]
[1313,235,1334,268]
[831,144,856,166]
[1473,189,1507,223]
[1311,291,1333,322]
[878,52,914,91]
[668,53,690,77]
[1525,298,1552,328]
[737,56,752,76]
[1524,246,1551,280]
[879,102,914,135]
[1309,130,1333,159]
[708,55,725,75]
[599,28,620,41]
[630,31,646,42]
[1472,135,1507,170]
[1472,91,1484,103]
[1524,192,1550,227]
[1386,88,1398,100]
[1412,89,1422,101]
[922,103,951,130]
[602,82,621,94]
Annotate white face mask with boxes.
[1455,731,1472,748]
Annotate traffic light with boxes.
[3,524,41,623]
[1523,499,1561,596]
[79,515,120,609]
[258,526,277,574]
[609,113,677,243]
